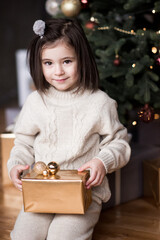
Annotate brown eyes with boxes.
[64,60,72,64]
[44,61,52,66]
[43,59,72,66]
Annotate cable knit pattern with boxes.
[7,86,131,202]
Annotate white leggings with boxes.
[11,199,102,240]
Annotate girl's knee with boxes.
[11,209,53,240]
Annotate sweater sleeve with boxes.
[7,93,39,175]
[96,98,131,174]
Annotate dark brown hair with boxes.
[28,18,99,92]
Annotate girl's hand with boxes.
[10,165,30,191]
[78,158,106,189]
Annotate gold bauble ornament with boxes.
[33,161,47,174]
[43,169,49,177]
[61,0,81,17]
[47,161,59,175]
[45,0,61,16]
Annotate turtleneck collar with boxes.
[44,86,92,106]
[48,86,80,99]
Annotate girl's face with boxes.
[41,41,79,92]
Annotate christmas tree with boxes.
[45,0,160,125]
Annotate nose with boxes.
[54,64,64,76]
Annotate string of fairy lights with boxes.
[90,12,160,36]
[98,25,160,36]
[89,9,160,71]
[98,26,136,35]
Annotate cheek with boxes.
[71,69,78,80]
[42,68,50,78]
[72,65,78,76]
[42,65,46,75]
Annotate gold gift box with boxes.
[22,170,92,214]
[0,133,15,185]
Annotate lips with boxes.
[54,78,68,82]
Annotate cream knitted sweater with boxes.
[7,87,131,202]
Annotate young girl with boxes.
[8,18,131,240]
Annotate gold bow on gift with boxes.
[33,161,59,177]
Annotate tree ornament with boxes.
[80,0,89,9]
[47,161,60,175]
[45,0,61,16]
[113,54,121,66]
[85,20,97,29]
[33,161,47,174]
[138,103,154,123]
[61,0,81,17]
[155,54,160,66]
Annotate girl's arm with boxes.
[79,98,131,189]
[7,93,39,181]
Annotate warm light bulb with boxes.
[150,66,153,69]
[152,9,156,14]
[132,63,136,68]
[143,28,146,31]
[132,121,137,126]
[152,47,157,54]
[154,113,160,120]
[90,17,95,22]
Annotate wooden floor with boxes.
[0,185,22,240]
[0,185,160,240]
[93,198,160,240]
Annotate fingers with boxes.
[14,179,23,191]
[18,165,30,174]
[86,170,104,189]
[13,172,23,191]
[78,158,106,189]
[10,164,30,191]
[78,162,90,172]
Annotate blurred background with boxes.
[0,0,48,108]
